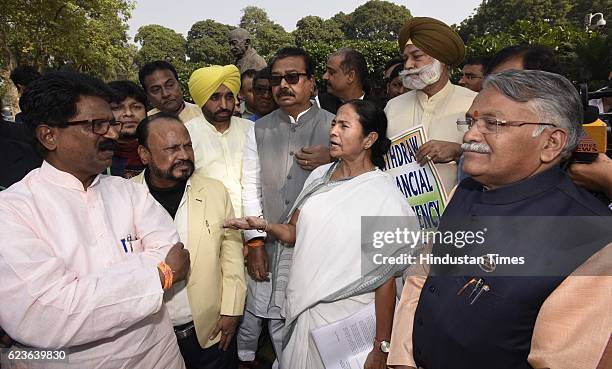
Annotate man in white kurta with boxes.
[0,71,186,369]
[385,17,477,193]
[187,64,252,217]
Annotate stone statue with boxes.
[228,28,267,74]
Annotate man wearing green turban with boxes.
[186,64,253,218]
[384,16,477,194]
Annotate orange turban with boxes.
[398,17,465,66]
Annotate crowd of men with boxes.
[0,15,611,369]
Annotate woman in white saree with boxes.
[225,100,418,369]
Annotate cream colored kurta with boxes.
[384,81,476,193]
[133,172,246,349]
[184,115,253,217]
[148,101,203,124]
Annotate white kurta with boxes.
[0,162,184,369]
[384,81,477,192]
[281,163,416,369]
[185,115,252,217]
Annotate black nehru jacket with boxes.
[411,166,611,369]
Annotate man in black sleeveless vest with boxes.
[387,70,612,369]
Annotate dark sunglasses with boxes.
[269,72,309,86]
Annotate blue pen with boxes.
[126,234,133,252]
[121,239,128,253]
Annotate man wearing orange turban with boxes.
[186,65,253,218]
[384,16,477,194]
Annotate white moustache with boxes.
[462,142,491,153]
[399,68,422,77]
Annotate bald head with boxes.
[229,28,252,58]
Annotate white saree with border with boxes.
[281,163,416,369]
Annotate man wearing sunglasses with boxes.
[388,70,612,369]
[238,47,333,368]
[0,71,189,368]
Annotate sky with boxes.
[127,0,482,40]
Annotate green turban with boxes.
[188,65,241,108]
[398,17,465,66]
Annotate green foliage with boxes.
[465,19,611,85]
[0,0,136,80]
[239,6,293,59]
[134,24,186,66]
[343,0,412,40]
[301,39,400,90]
[458,0,610,43]
[186,20,234,65]
[293,16,344,47]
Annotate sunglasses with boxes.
[269,72,309,86]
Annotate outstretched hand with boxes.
[223,216,267,231]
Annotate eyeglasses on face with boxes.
[63,118,122,135]
[269,72,309,86]
[456,116,556,135]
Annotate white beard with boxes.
[400,59,444,90]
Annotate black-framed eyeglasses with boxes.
[269,73,309,86]
[63,118,122,135]
[456,116,556,135]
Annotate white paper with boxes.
[311,302,376,369]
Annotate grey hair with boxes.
[483,70,583,159]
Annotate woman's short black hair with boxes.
[340,99,391,169]
[19,71,114,156]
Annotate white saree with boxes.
[281,163,416,369]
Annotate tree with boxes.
[0,0,136,111]
[239,6,293,59]
[343,0,412,41]
[0,0,134,77]
[293,16,344,46]
[134,24,186,67]
[186,20,234,66]
[566,0,611,31]
[458,0,610,42]
[301,39,399,92]
[465,19,611,85]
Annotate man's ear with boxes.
[346,69,356,85]
[540,128,567,163]
[138,145,150,165]
[244,38,251,47]
[36,124,58,152]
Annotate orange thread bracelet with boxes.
[157,261,173,290]
[247,238,265,248]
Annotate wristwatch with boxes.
[375,338,390,353]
